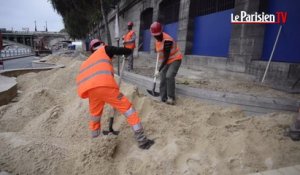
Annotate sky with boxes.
[0,0,64,32]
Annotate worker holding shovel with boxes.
[76,39,154,150]
[150,22,183,105]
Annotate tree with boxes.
[99,0,112,45]
[48,0,120,40]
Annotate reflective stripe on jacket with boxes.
[123,30,136,49]
[155,32,183,64]
[76,46,118,98]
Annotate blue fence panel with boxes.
[192,9,233,57]
[142,29,151,52]
[163,22,178,41]
[262,0,300,63]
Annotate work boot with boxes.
[166,98,176,105]
[91,130,101,138]
[134,129,155,150]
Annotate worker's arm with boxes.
[158,40,173,72]
[105,46,132,58]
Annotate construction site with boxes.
[0,0,300,175]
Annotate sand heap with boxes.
[0,54,300,175]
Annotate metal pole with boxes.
[261,25,282,83]
[0,55,2,70]
[117,39,120,75]
[116,4,120,75]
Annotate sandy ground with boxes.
[0,53,300,175]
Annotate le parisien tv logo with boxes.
[231,11,288,24]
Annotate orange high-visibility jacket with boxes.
[155,32,183,64]
[123,30,136,49]
[76,46,118,99]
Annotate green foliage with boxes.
[59,29,66,33]
[48,0,120,39]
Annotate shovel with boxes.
[103,55,126,135]
[147,53,160,97]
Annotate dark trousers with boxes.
[127,52,134,71]
[160,60,181,101]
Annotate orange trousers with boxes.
[87,87,142,135]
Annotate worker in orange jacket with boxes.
[150,22,183,105]
[76,39,154,149]
[122,21,136,71]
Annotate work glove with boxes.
[154,70,159,77]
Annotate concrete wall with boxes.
[226,0,265,73]
[247,61,300,86]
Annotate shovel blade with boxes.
[147,89,160,97]
[103,130,120,135]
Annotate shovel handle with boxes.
[118,55,126,86]
[105,55,125,134]
[154,53,159,74]
[108,117,114,131]
[152,82,157,92]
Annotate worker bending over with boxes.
[150,21,183,105]
[76,39,154,149]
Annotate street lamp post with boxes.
[115,4,120,75]
[34,20,37,32]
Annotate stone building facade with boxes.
[91,0,300,87]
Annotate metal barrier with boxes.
[0,48,32,58]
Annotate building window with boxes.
[158,0,180,24]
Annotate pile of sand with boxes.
[0,54,300,175]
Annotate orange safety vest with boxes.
[155,32,183,64]
[123,30,136,49]
[76,46,118,99]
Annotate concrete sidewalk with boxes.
[116,56,299,115]
[122,70,298,116]
[125,56,299,98]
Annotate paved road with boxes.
[0,56,39,70]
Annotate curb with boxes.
[122,71,298,115]
[0,75,17,106]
